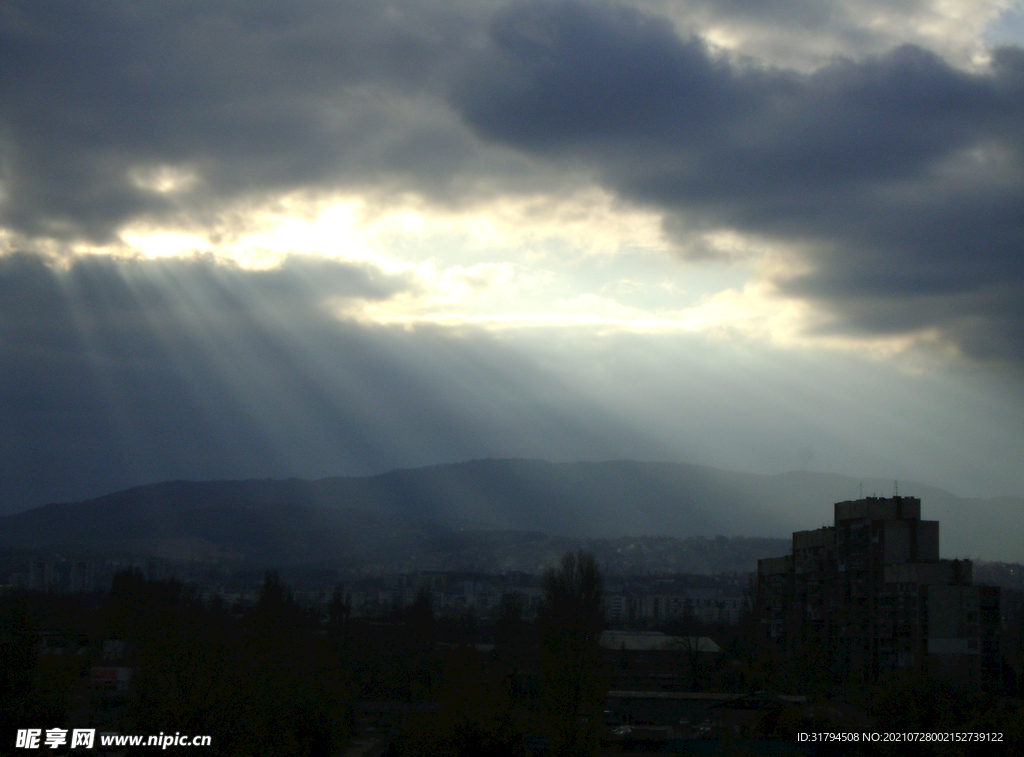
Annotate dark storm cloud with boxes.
[2,0,1023,366]
[0,252,663,512]
[453,1,1024,364]
[456,5,1011,180]
[0,0,486,242]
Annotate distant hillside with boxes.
[1,459,1020,564]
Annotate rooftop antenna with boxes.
[858,482,863,499]
[893,480,899,498]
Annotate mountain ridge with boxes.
[1,459,1020,563]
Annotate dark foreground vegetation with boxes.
[3,551,1024,756]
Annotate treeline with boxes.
[4,551,1024,756]
[3,570,352,755]
[1,551,614,756]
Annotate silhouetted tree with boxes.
[536,551,606,757]
[0,593,37,709]
[494,592,529,703]
[328,585,352,637]
[254,570,306,631]
[495,592,527,647]
[396,587,437,699]
[0,592,65,747]
[672,634,710,691]
[397,644,523,757]
[118,570,351,756]
[106,568,184,639]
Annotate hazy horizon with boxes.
[2,1,1024,528]
[0,455,1012,516]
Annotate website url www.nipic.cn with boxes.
[99,733,212,749]
[16,729,211,750]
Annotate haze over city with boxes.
[2,0,1024,522]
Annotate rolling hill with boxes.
[1,459,1020,564]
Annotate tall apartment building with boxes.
[758,496,1000,688]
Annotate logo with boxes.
[16,729,95,750]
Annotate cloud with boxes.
[452,1,1024,366]
[456,3,1019,193]
[0,1,511,245]
[4,0,1021,371]
[635,0,1015,70]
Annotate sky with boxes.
[1,0,1023,515]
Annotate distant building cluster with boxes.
[339,573,546,617]
[20,559,97,593]
[3,555,751,626]
[758,496,1001,689]
[603,587,747,625]
[332,576,750,623]
[324,571,749,624]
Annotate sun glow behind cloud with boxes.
[640,0,1016,70]
[89,184,964,369]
